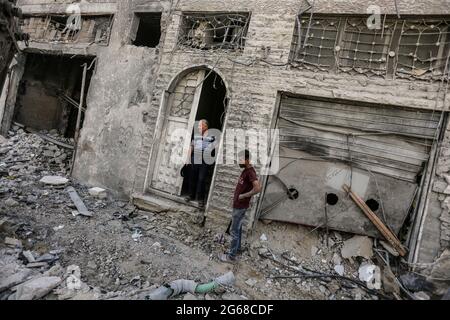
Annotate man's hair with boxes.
[200,119,209,128]
[239,150,251,161]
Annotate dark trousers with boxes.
[188,163,209,201]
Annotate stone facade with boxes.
[10,0,450,273]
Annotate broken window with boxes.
[13,54,95,139]
[396,19,450,81]
[290,16,341,71]
[130,12,162,48]
[20,15,114,45]
[290,15,450,81]
[178,12,250,50]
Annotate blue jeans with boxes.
[229,208,247,258]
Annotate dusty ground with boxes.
[0,127,393,300]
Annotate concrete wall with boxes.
[16,0,171,197]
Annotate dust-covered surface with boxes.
[1,127,436,301]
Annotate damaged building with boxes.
[1,0,450,296]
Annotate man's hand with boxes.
[238,181,262,201]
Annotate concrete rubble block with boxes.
[13,276,62,300]
[334,265,345,276]
[4,237,22,248]
[88,187,107,199]
[430,249,450,281]
[414,291,431,300]
[0,269,32,292]
[4,198,19,207]
[22,251,36,263]
[341,236,374,260]
[39,176,69,186]
[358,263,382,290]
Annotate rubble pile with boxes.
[1,128,448,300]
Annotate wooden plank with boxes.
[343,184,407,256]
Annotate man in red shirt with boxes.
[219,150,261,263]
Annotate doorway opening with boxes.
[13,53,95,139]
[180,71,228,201]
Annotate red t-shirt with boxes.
[233,167,258,209]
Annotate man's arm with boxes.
[239,180,262,200]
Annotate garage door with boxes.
[260,95,442,238]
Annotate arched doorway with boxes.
[149,67,228,205]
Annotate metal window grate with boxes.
[290,15,450,81]
[178,12,250,51]
[338,18,395,77]
[396,19,450,81]
[290,16,341,71]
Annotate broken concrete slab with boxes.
[40,176,69,186]
[0,269,32,293]
[89,187,107,199]
[4,237,22,248]
[22,251,35,263]
[381,266,400,296]
[26,262,49,269]
[13,276,62,300]
[341,236,374,260]
[431,249,450,280]
[66,187,92,217]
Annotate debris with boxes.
[334,265,345,276]
[36,253,57,263]
[245,279,258,287]
[400,273,435,293]
[0,269,32,293]
[4,237,22,248]
[132,230,143,242]
[222,293,248,300]
[4,198,19,207]
[343,185,407,257]
[89,187,107,199]
[53,225,65,232]
[341,236,374,260]
[260,234,268,242]
[381,266,400,296]
[414,291,431,300]
[40,176,69,186]
[26,262,49,268]
[66,187,92,217]
[183,293,198,300]
[0,135,7,145]
[358,263,382,290]
[380,241,400,257]
[430,249,450,280]
[22,251,36,263]
[13,276,62,300]
[311,245,319,256]
[442,288,450,300]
